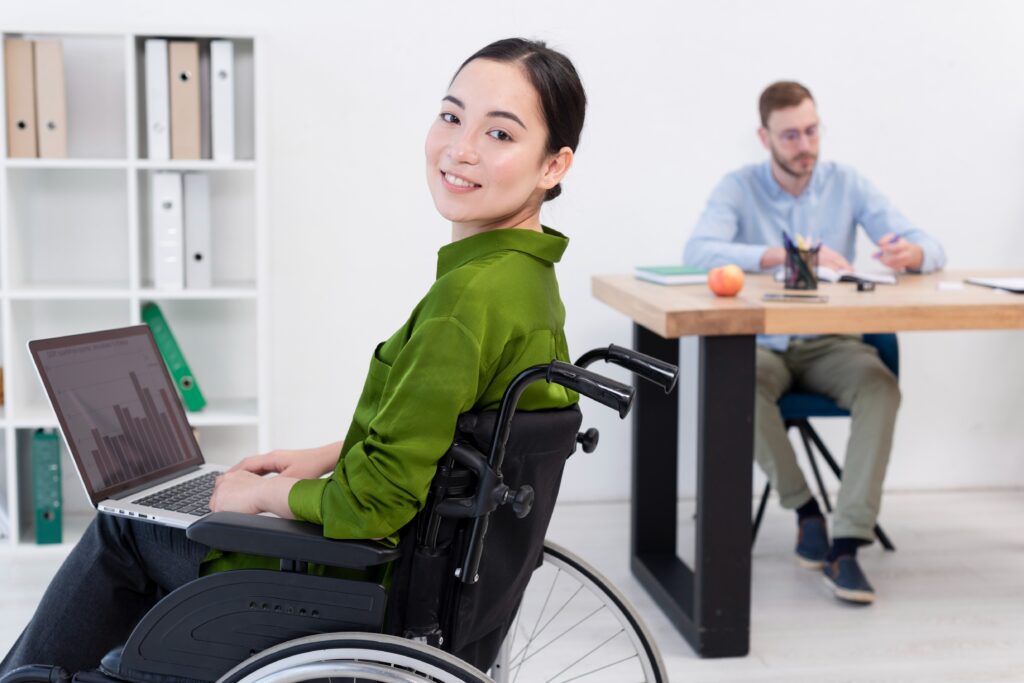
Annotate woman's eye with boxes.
[487,129,512,142]
[440,112,460,125]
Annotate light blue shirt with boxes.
[683,160,946,351]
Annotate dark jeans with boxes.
[1,514,209,674]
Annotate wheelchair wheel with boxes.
[491,541,667,683]
[219,632,490,683]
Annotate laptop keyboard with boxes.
[133,471,219,516]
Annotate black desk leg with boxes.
[630,325,754,658]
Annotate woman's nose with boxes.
[449,133,478,164]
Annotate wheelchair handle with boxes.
[575,344,679,394]
[546,360,634,419]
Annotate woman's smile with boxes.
[440,170,482,192]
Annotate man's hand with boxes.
[875,233,924,271]
[817,245,852,272]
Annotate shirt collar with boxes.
[759,159,822,200]
[436,226,568,279]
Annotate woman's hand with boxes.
[228,442,342,481]
[208,470,298,518]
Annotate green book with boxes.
[142,302,207,412]
[634,265,708,286]
[32,429,62,544]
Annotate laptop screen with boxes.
[29,325,204,506]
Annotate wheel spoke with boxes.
[509,583,584,667]
[544,628,627,682]
[555,653,643,683]
[511,604,604,669]
[512,566,563,683]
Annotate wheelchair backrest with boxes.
[385,405,583,668]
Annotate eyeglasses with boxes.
[773,124,822,144]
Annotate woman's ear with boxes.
[538,146,574,192]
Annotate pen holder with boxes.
[785,245,819,290]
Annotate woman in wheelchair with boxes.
[2,38,591,676]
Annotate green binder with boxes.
[32,429,62,544]
[142,302,207,412]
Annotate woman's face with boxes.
[425,58,561,232]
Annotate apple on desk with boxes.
[708,264,745,297]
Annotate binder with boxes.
[144,39,170,160]
[183,173,212,288]
[198,41,212,159]
[210,40,235,161]
[33,39,67,158]
[141,302,207,412]
[32,429,62,544]
[168,41,201,159]
[4,38,38,158]
[151,171,184,290]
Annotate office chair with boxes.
[3,345,678,683]
[752,333,897,551]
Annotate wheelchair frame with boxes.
[2,345,678,683]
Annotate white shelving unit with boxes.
[0,30,269,548]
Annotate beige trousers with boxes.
[755,335,901,541]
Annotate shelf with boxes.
[137,287,257,300]
[3,158,128,169]
[1,288,257,301]
[2,160,256,171]
[134,160,256,171]
[1,29,266,548]
[5,288,130,300]
[13,397,259,429]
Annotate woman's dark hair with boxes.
[454,38,587,202]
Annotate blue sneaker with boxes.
[823,555,875,604]
[795,516,829,569]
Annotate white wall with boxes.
[7,0,1024,500]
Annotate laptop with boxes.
[29,324,226,528]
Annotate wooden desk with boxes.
[592,271,1024,658]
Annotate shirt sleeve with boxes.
[288,317,482,540]
[684,175,769,272]
[853,172,946,273]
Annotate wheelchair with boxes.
[3,346,679,683]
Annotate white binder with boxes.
[184,173,212,289]
[210,40,235,161]
[151,172,184,289]
[144,39,170,160]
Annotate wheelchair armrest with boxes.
[187,512,401,569]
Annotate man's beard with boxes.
[772,148,817,179]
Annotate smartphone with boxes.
[762,293,829,303]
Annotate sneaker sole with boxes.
[823,575,875,604]
[796,555,825,570]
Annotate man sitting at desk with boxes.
[683,81,945,604]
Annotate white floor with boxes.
[2,490,1024,682]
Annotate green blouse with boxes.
[202,226,577,573]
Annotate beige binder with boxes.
[33,40,67,158]
[4,38,37,158]
[168,41,200,159]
